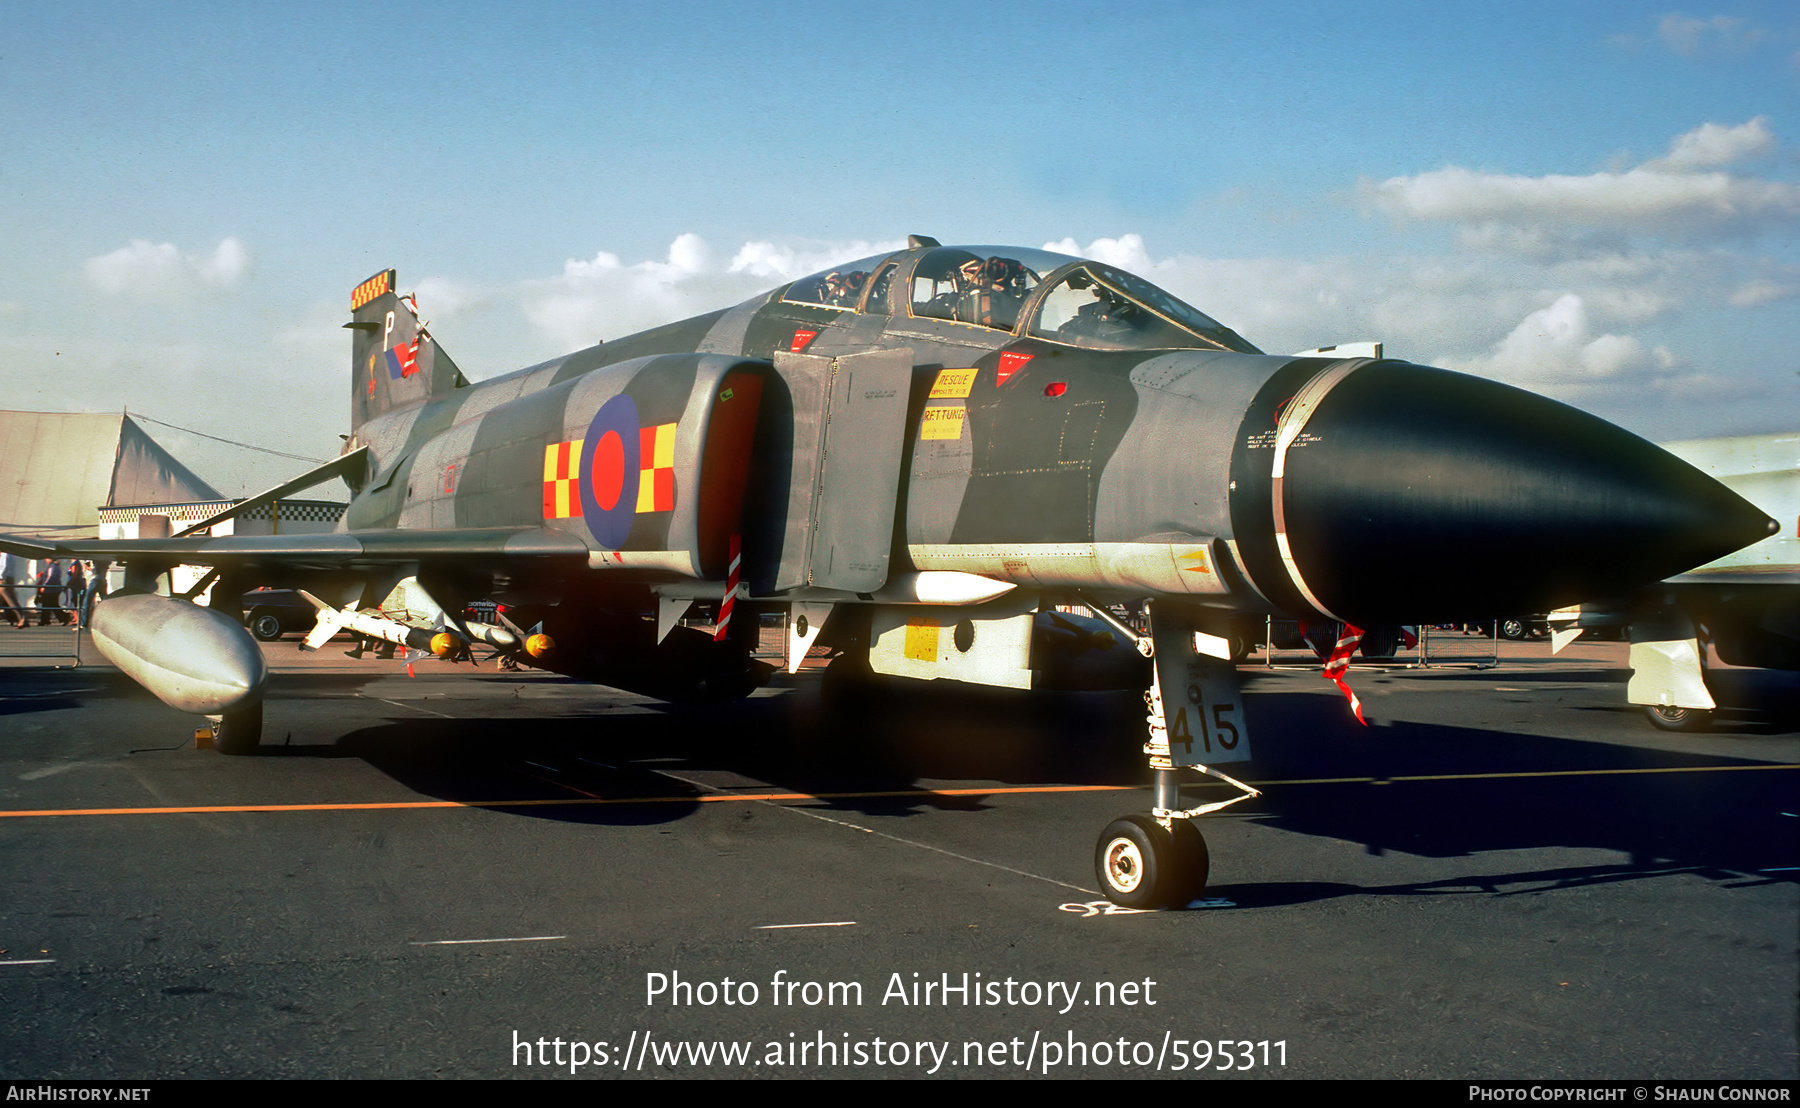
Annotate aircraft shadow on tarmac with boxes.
[0,693,84,717]
[262,677,1151,826]
[1220,687,1799,892]
[242,672,1800,902]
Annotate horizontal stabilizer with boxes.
[0,533,58,560]
[176,447,370,538]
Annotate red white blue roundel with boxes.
[579,394,641,549]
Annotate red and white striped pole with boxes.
[714,533,741,642]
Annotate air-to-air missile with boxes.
[1,237,1774,906]
[295,584,522,656]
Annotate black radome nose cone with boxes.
[1276,363,1775,623]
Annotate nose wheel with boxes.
[1095,814,1210,910]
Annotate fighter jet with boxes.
[1546,431,1799,732]
[0,236,1775,908]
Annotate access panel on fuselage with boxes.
[765,348,914,594]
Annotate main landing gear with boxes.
[1625,604,1716,734]
[206,703,264,755]
[1645,703,1712,732]
[1088,601,1261,909]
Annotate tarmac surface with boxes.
[1,628,1796,1079]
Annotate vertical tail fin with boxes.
[347,269,468,431]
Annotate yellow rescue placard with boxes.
[928,368,979,399]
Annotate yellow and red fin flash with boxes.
[1323,625,1367,726]
[542,439,585,519]
[636,423,677,513]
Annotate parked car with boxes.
[241,588,319,641]
[1494,616,1549,641]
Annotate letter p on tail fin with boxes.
[347,268,469,431]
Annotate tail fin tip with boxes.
[348,268,466,430]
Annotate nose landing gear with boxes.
[1088,601,1260,909]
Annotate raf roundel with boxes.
[579,394,641,549]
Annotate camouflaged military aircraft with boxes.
[0,235,1775,907]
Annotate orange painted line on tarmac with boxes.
[11,766,1789,820]
[0,783,1134,820]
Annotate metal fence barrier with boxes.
[0,595,83,665]
[1409,624,1499,669]
[1250,618,1415,670]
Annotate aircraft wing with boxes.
[0,527,592,576]
[1665,565,1800,588]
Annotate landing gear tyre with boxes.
[1228,632,1254,664]
[1646,704,1711,732]
[248,610,283,641]
[1095,815,1209,909]
[214,702,263,755]
[1499,618,1530,641]
[1161,819,1211,907]
[1096,816,1162,909]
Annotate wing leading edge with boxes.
[0,527,590,576]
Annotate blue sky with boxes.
[2,1,1795,493]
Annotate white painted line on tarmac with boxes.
[754,922,856,930]
[649,766,1100,897]
[1,959,56,965]
[409,935,566,946]
[358,694,455,719]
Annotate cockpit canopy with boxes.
[778,244,1260,354]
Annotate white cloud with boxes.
[726,237,903,281]
[521,234,903,350]
[1649,117,1775,171]
[1728,278,1796,308]
[273,299,357,380]
[1364,119,1799,249]
[1437,293,1677,398]
[1042,233,1154,272]
[1657,13,1764,56]
[410,276,484,321]
[83,237,253,300]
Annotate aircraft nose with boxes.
[1268,361,1775,623]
